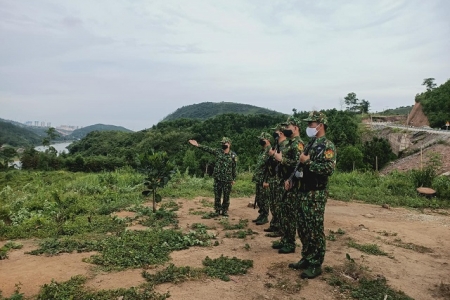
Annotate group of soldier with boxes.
[188,110,336,279]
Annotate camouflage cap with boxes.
[303,111,328,125]
[281,115,301,127]
[271,123,286,131]
[220,137,232,144]
[257,132,272,141]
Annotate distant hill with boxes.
[377,105,414,116]
[162,102,286,121]
[67,124,133,140]
[0,119,42,147]
[0,118,52,137]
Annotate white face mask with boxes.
[306,125,319,138]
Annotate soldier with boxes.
[271,116,305,254]
[188,137,237,217]
[251,132,272,225]
[263,124,288,236]
[288,111,336,279]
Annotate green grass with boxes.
[348,240,389,256]
[142,255,253,284]
[329,171,450,208]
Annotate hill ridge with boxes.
[162,102,286,121]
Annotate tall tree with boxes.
[422,78,436,91]
[344,92,359,112]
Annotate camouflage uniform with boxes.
[294,111,336,278]
[252,132,272,223]
[264,125,287,232]
[276,117,305,253]
[197,137,237,214]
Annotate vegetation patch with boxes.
[27,235,104,256]
[143,255,253,284]
[35,275,169,300]
[432,282,450,299]
[136,208,179,228]
[326,228,346,241]
[348,240,389,256]
[190,223,215,230]
[142,264,204,285]
[220,218,248,230]
[86,228,215,270]
[387,238,433,253]
[325,254,413,300]
[202,255,253,281]
[376,230,398,237]
[200,198,214,208]
[0,241,23,260]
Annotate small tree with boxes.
[42,127,59,147]
[0,147,17,170]
[140,150,176,212]
[337,145,364,172]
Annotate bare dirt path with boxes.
[1,197,449,300]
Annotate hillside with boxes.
[0,120,42,147]
[66,124,133,140]
[378,105,413,115]
[162,102,286,121]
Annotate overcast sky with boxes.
[1,0,449,131]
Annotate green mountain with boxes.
[162,102,286,121]
[0,119,42,147]
[67,124,133,140]
[378,105,414,115]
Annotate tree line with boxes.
[9,110,397,174]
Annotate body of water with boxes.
[35,141,73,154]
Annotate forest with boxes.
[10,109,394,175]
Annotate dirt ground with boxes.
[1,197,449,300]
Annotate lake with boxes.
[35,141,73,155]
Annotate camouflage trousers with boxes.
[254,181,270,218]
[279,181,299,249]
[297,190,328,266]
[213,180,232,212]
[267,176,282,229]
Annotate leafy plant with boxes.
[140,151,176,212]
[202,255,253,281]
[36,275,169,300]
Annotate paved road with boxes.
[368,122,450,135]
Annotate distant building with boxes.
[34,121,39,126]
[25,121,33,126]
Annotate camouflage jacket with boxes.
[307,136,336,176]
[300,135,336,191]
[279,135,305,180]
[252,145,272,183]
[198,144,237,182]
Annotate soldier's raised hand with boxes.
[189,140,199,147]
[274,152,282,162]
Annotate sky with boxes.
[1,0,449,131]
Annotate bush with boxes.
[433,176,450,200]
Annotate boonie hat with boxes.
[281,115,301,127]
[303,111,328,125]
[221,137,232,144]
